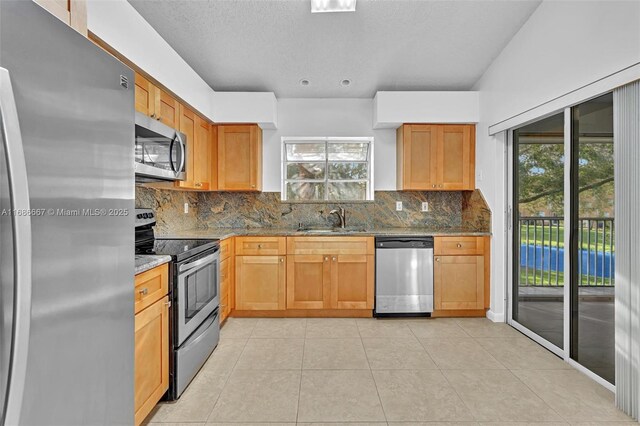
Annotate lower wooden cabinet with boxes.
[434,255,484,310]
[287,255,331,309]
[433,236,489,314]
[286,253,374,310]
[235,255,286,310]
[330,254,374,310]
[134,295,169,426]
[220,256,232,321]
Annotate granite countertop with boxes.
[158,227,491,240]
[135,254,172,275]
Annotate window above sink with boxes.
[281,137,374,202]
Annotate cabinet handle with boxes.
[165,301,171,307]
[457,243,462,248]
[439,184,443,188]
[139,288,148,295]
[150,113,156,119]
[195,182,202,188]
[432,184,436,188]
[251,184,256,189]
[280,258,284,263]
[324,256,329,261]
[435,257,440,262]
[257,244,262,249]
[332,257,337,261]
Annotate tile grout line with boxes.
[358,319,390,424]
[204,319,255,424]
[507,367,570,424]
[294,319,307,424]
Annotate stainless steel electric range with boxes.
[135,209,220,399]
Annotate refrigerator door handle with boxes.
[0,67,32,426]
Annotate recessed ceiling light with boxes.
[341,79,351,87]
[299,79,310,86]
[311,0,356,13]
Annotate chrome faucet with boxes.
[329,207,346,228]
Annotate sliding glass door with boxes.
[510,93,615,385]
[570,93,615,384]
[512,112,566,351]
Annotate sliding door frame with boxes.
[506,119,565,359]
[506,105,615,393]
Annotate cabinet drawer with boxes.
[235,236,286,255]
[134,263,169,314]
[287,237,374,255]
[435,236,484,256]
[220,238,234,261]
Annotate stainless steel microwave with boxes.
[135,111,186,182]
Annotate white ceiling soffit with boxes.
[128,0,541,99]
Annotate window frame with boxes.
[281,136,374,202]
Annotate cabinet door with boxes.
[175,105,196,189]
[287,255,331,309]
[434,255,484,310]
[157,89,180,129]
[134,73,155,118]
[210,124,219,190]
[330,255,374,310]
[34,0,87,36]
[135,296,169,426]
[398,124,438,190]
[218,125,262,191]
[220,257,231,321]
[437,125,475,190]
[193,115,211,190]
[236,256,285,310]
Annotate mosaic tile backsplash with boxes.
[135,187,491,234]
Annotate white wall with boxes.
[374,91,479,128]
[473,0,640,321]
[87,0,278,128]
[87,0,214,119]
[262,98,396,192]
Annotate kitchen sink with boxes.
[298,227,368,234]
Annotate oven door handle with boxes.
[179,253,218,273]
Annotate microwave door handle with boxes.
[179,253,218,273]
[168,135,176,173]
[0,67,32,426]
[175,131,185,175]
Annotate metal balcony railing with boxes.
[519,217,615,287]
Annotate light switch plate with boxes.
[184,202,189,214]
[396,201,402,211]
[421,202,429,212]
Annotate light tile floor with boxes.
[145,317,632,425]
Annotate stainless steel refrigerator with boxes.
[1,2,134,424]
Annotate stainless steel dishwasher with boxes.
[374,236,434,316]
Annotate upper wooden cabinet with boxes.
[397,124,475,191]
[218,125,262,191]
[34,0,87,36]
[133,73,179,129]
[175,107,212,190]
[134,74,155,118]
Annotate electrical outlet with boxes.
[184,202,189,214]
[421,202,429,212]
[396,201,403,211]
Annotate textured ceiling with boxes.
[128,0,541,98]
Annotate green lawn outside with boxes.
[520,223,614,252]
[518,268,613,287]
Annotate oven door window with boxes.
[177,256,219,345]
